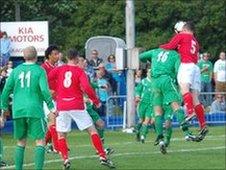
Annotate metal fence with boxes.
[106,92,226,129]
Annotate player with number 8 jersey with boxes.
[48,64,99,111]
[48,49,115,169]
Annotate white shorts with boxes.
[56,110,93,132]
[177,63,201,92]
[43,100,56,118]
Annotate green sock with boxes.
[0,138,2,162]
[35,145,45,170]
[175,108,185,124]
[155,115,163,136]
[15,145,25,170]
[135,122,142,135]
[165,126,172,146]
[97,128,104,143]
[140,124,149,138]
[175,109,191,136]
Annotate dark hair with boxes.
[67,49,79,60]
[45,45,59,59]
[2,31,8,36]
[107,55,115,62]
[183,21,195,32]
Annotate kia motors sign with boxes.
[0,21,49,56]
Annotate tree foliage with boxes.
[1,0,225,59]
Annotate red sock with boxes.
[183,92,194,115]
[194,104,206,129]
[45,128,52,144]
[58,138,69,161]
[91,133,106,159]
[49,125,59,151]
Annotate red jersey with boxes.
[41,61,57,91]
[160,33,199,64]
[48,64,100,111]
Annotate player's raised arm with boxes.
[139,50,154,62]
[160,34,181,50]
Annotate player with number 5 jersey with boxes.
[160,21,208,141]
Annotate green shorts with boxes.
[13,117,46,140]
[137,101,153,119]
[86,103,101,123]
[152,75,181,106]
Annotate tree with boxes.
[1,0,225,59]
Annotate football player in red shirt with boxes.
[48,49,115,169]
[42,45,60,153]
[160,21,208,141]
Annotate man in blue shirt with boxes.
[0,32,11,67]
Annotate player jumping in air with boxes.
[160,21,208,141]
[140,48,197,154]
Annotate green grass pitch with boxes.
[1,126,225,170]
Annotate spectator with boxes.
[105,55,122,95]
[197,53,213,107]
[0,31,3,39]
[0,32,11,67]
[89,50,103,70]
[210,94,226,113]
[213,52,226,92]
[57,52,65,66]
[6,61,13,77]
[98,63,117,95]
[96,70,109,117]
[84,58,95,81]
[0,67,7,92]
[135,69,143,86]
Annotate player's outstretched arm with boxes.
[139,50,154,62]
[160,34,180,50]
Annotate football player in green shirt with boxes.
[140,48,197,154]
[134,69,155,143]
[197,53,213,106]
[1,46,56,170]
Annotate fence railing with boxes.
[106,92,226,129]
